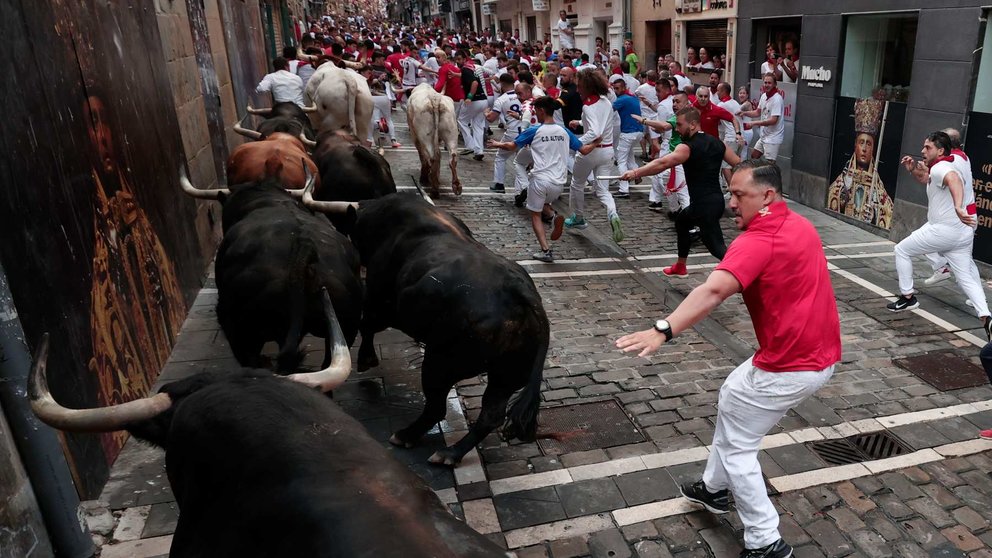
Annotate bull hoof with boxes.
[357,354,379,372]
[388,433,416,449]
[428,449,461,467]
[452,182,463,196]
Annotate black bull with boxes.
[238,102,318,142]
[181,172,363,372]
[351,195,549,466]
[311,131,396,233]
[27,337,509,557]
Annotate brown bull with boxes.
[226,132,319,191]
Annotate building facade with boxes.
[674,0,738,85]
[736,2,992,258]
[631,0,677,73]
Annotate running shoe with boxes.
[490,183,505,193]
[610,215,625,243]
[514,189,528,208]
[924,266,952,286]
[680,480,730,514]
[613,191,630,199]
[886,295,919,313]
[533,249,554,263]
[980,429,992,440]
[391,141,402,148]
[739,539,793,558]
[663,262,688,276]
[985,316,992,342]
[473,154,484,161]
[648,202,664,212]
[564,214,588,229]
[550,213,565,241]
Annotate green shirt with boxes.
[624,52,639,76]
[667,115,682,152]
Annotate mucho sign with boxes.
[802,65,832,88]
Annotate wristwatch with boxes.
[653,319,673,342]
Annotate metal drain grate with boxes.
[893,352,986,391]
[537,400,646,455]
[808,431,911,465]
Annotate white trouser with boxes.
[616,132,642,192]
[569,146,618,219]
[457,99,488,155]
[493,130,519,185]
[649,165,689,211]
[513,147,533,194]
[368,96,396,143]
[895,223,991,317]
[703,357,834,549]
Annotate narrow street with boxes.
[89,110,992,558]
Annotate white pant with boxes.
[616,131,642,192]
[368,96,396,143]
[513,147,533,195]
[570,146,618,219]
[703,357,834,549]
[650,165,689,213]
[457,99,488,155]
[493,131,519,185]
[895,222,991,317]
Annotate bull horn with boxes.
[301,103,319,113]
[409,175,436,206]
[233,114,263,140]
[300,161,359,213]
[287,290,352,392]
[299,132,317,148]
[28,333,173,432]
[245,105,272,115]
[179,164,229,199]
[390,83,408,95]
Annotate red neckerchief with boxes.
[927,155,955,169]
[646,80,656,87]
[658,93,671,101]
[688,95,697,104]
[583,95,601,105]
[546,87,561,98]
[694,100,711,112]
[673,71,686,77]
[765,88,780,98]
[611,67,623,75]
[952,148,969,161]
[719,95,731,102]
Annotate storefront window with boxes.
[685,20,728,72]
[974,17,992,114]
[840,13,917,102]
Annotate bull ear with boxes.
[217,191,230,204]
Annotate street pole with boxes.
[0,262,94,558]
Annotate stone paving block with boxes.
[929,416,983,443]
[457,481,493,501]
[950,506,989,532]
[588,528,633,558]
[549,536,589,558]
[875,494,915,520]
[779,492,822,526]
[765,444,827,475]
[890,541,929,558]
[560,449,610,468]
[516,545,550,557]
[140,502,178,539]
[622,521,659,542]
[835,481,877,515]
[793,397,844,427]
[493,486,567,531]
[615,468,681,506]
[905,497,956,528]
[805,486,841,511]
[663,461,707,489]
[557,478,627,518]
[652,516,702,552]
[865,511,904,542]
[940,525,984,552]
[961,410,992,430]
[792,545,827,558]
[901,518,950,550]
[849,529,891,557]
[919,483,963,510]
[484,459,532,480]
[758,451,787,478]
[889,423,952,450]
[827,507,866,532]
[699,527,743,557]
[804,519,855,558]
[879,472,926,500]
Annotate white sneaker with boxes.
[924,266,951,286]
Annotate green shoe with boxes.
[610,215,625,243]
[564,214,588,229]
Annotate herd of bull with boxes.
[27,63,549,556]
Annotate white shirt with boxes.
[699,61,715,69]
[423,58,440,85]
[515,124,582,185]
[952,152,974,192]
[758,92,785,144]
[717,98,742,144]
[256,70,305,107]
[634,82,659,119]
[760,61,776,77]
[673,74,692,93]
[623,74,640,94]
[779,58,798,83]
[656,95,674,154]
[557,19,575,49]
[579,97,614,144]
[928,161,973,229]
[297,63,316,88]
[400,56,422,86]
[532,86,546,98]
[492,91,525,132]
[576,63,597,72]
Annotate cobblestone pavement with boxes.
[87,111,992,557]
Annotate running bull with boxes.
[234,101,318,143]
[305,64,373,145]
[225,132,320,191]
[180,168,361,371]
[302,192,548,465]
[311,130,396,233]
[27,335,509,557]
[406,83,461,197]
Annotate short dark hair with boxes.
[731,159,782,193]
[533,95,558,114]
[927,131,953,156]
[499,73,515,86]
[282,46,297,59]
[273,57,289,71]
[677,106,700,124]
[517,71,535,85]
[620,61,630,73]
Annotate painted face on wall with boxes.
[84,96,116,175]
[855,133,876,170]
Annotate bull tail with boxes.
[505,328,548,442]
[276,239,318,372]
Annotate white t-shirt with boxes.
[673,74,692,93]
[256,70,305,107]
[717,98,742,144]
[623,74,639,93]
[699,61,715,69]
[758,92,785,144]
[635,82,659,119]
[952,153,974,193]
[400,56,422,87]
[492,91,525,132]
[514,123,583,185]
[760,60,776,77]
[656,95,674,154]
[557,19,574,49]
[778,58,798,83]
[423,57,440,85]
[928,161,973,228]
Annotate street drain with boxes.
[808,432,911,465]
[536,399,645,455]
[892,352,986,391]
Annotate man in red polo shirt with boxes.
[693,86,742,140]
[616,160,841,558]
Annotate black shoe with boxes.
[740,539,793,558]
[680,480,730,514]
[613,192,630,199]
[984,316,991,342]
[648,202,664,212]
[490,183,505,193]
[541,212,553,223]
[667,211,678,221]
[532,249,554,263]
[514,189,528,208]
[886,295,919,313]
[473,154,484,161]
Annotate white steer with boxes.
[406,83,461,197]
[305,63,373,144]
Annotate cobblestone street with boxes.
[90,111,992,558]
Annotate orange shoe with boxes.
[550,214,565,241]
[662,262,688,276]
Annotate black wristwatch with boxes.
[654,319,673,342]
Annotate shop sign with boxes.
[702,0,732,9]
[681,0,701,12]
[801,65,832,88]
[532,0,550,10]
[481,2,495,15]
